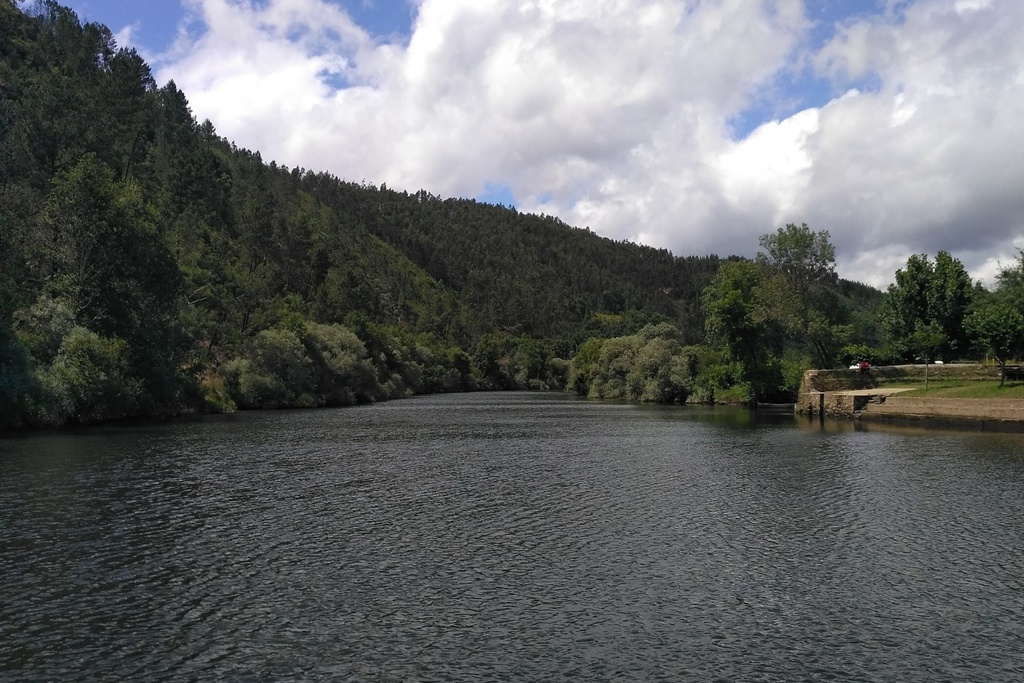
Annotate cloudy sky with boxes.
[61,0,1024,287]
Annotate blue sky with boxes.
[66,0,417,50]
[56,0,1024,287]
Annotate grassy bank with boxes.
[897,381,1024,399]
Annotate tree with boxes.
[928,251,974,356]
[756,223,846,368]
[757,223,837,305]
[966,299,1024,386]
[37,326,143,424]
[996,249,1024,311]
[629,335,691,403]
[223,327,315,409]
[703,260,784,401]
[966,253,1024,386]
[574,325,691,403]
[588,335,642,399]
[34,155,182,341]
[567,337,605,396]
[880,251,974,362]
[303,322,378,404]
[29,154,189,409]
[910,321,946,388]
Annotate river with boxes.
[2,392,1023,681]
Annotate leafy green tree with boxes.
[34,155,183,341]
[703,260,785,400]
[995,249,1024,310]
[928,251,975,355]
[880,254,931,359]
[756,223,846,367]
[567,337,605,396]
[966,298,1024,386]
[302,322,379,405]
[36,326,142,425]
[31,154,191,405]
[588,335,642,399]
[966,253,1024,386]
[223,327,315,408]
[577,324,691,403]
[757,223,837,305]
[880,251,974,361]
[629,336,691,403]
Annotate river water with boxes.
[2,393,1023,681]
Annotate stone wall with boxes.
[796,364,1001,417]
[822,392,857,417]
[798,390,876,417]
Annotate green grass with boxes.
[898,381,1024,399]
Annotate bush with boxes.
[631,338,691,403]
[303,323,379,404]
[589,335,642,399]
[199,371,236,413]
[568,338,605,396]
[574,331,692,403]
[14,295,76,366]
[223,328,315,408]
[37,327,143,424]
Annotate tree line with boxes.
[0,1,718,427]
[2,2,1020,429]
[695,227,1024,399]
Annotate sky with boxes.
[58,0,1024,288]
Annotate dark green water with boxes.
[2,393,1023,681]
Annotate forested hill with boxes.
[0,2,884,429]
[0,1,733,424]
[297,175,727,344]
[0,0,726,338]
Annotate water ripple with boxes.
[2,395,1024,681]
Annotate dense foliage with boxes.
[879,251,975,362]
[965,251,1024,385]
[0,2,731,427]
[9,3,1018,428]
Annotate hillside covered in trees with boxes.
[0,1,905,428]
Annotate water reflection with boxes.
[796,411,1024,447]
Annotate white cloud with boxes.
[154,0,1024,287]
[800,0,1024,281]
[112,23,139,51]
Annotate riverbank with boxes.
[796,364,1024,428]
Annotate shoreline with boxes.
[796,364,1024,430]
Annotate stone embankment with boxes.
[796,364,1024,427]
